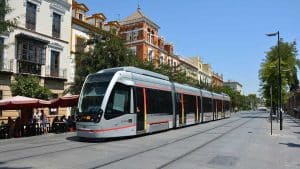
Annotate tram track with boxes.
[0,114,246,165]
[156,118,253,169]
[89,117,244,169]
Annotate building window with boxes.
[50,51,59,77]
[0,0,5,22]
[148,50,153,62]
[26,2,37,30]
[52,13,61,38]
[130,47,136,56]
[168,59,171,66]
[174,62,177,70]
[16,38,46,75]
[75,37,85,53]
[151,30,154,44]
[127,31,138,42]
[159,56,164,65]
[98,21,103,29]
[0,37,4,68]
[0,90,2,117]
[78,13,83,21]
[147,29,151,43]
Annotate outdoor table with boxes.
[53,122,67,133]
[0,125,9,139]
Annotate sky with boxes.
[79,0,300,95]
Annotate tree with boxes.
[259,40,299,106]
[69,30,140,94]
[10,75,53,100]
[0,0,17,67]
[0,0,16,34]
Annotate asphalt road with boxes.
[0,111,299,169]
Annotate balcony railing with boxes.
[45,66,67,79]
[0,59,13,72]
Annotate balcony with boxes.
[45,65,67,80]
[0,59,14,73]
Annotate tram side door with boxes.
[135,87,145,133]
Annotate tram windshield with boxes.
[78,73,114,114]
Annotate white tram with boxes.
[76,67,231,138]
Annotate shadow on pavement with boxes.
[279,142,300,148]
[66,134,145,143]
[0,167,32,169]
[0,162,33,169]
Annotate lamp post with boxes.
[270,85,273,135]
[266,31,282,130]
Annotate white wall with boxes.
[5,0,72,78]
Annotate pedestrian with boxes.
[33,110,40,123]
[52,116,59,133]
[14,117,22,138]
[7,117,14,138]
[40,110,48,134]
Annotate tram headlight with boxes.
[93,110,103,123]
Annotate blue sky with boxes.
[79,0,300,95]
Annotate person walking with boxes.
[41,110,48,134]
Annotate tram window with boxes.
[80,82,109,113]
[217,100,223,112]
[224,101,230,111]
[146,88,172,115]
[184,94,196,114]
[105,83,130,120]
[203,97,212,113]
[175,93,182,115]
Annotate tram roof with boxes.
[97,67,169,81]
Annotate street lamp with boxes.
[266,31,282,130]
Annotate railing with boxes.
[0,59,13,72]
[45,65,67,79]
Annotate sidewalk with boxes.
[266,113,300,169]
[0,131,76,144]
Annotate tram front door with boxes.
[135,87,145,133]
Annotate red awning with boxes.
[0,96,51,110]
[50,95,79,107]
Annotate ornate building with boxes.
[68,0,120,86]
[224,81,243,94]
[212,72,223,87]
[0,0,72,119]
[185,56,213,85]
[120,8,180,67]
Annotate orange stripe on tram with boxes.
[78,125,136,133]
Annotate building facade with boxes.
[1,0,72,97]
[68,0,120,86]
[0,0,72,120]
[212,72,223,87]
[119,8,180,68]
[185,56,212,85]
[224,81,243,94]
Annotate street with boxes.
[0,111,300,169]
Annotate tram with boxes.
[76,67,231,138]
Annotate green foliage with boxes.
[0,0,17,66]
[68,27,256,112]
[0,0,16,34]
[10,75,53,100]
[259,40,299,106]
[69,30,140,94]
